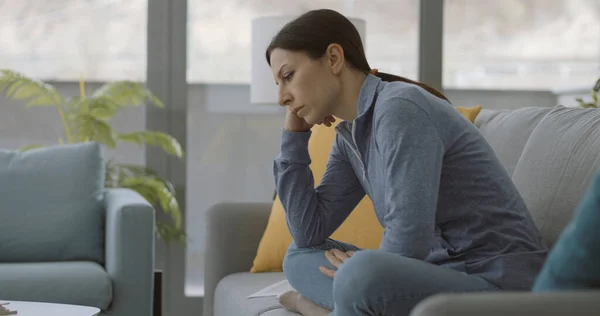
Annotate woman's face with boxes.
[270,48,340,125]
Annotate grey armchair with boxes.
[0,188,155,316]
[0,142,155,316]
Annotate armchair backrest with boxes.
[0,142,105,263]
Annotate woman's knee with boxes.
[283,240,343,277]
[283,242,319,285]
[282,241,339,309]
[333,250,388,305]
[284,239,359,290]
[283,242,312,268]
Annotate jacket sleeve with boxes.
[375,98,444,259]
[274,129,366,248]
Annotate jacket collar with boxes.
[356,74,382,118]
[336,74,382,134]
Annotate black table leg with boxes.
[154,270,162,316]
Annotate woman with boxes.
[269,9,548,316]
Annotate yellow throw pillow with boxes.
[250,105,482,273]
[456,105,482,123]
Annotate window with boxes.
[0,0,147,81]
[187,0,419,83]
[443,0,600,90]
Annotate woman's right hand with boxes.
[284,108,336,132]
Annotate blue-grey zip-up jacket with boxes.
[274,74,548,290]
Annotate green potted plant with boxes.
[0,69,185,243]
[576,77,600,108]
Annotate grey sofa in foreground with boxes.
[0,142,155,316]
[204,105,600,316]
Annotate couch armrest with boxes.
[104,188,155,316]
[203,202,272,316]
[410,291,600,316]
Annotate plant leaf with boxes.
[18,144,44,151]
[93,81,164,108]
[120,176,182,229]
[104,160,117,188]
[576,97,586,108]
[104,163,185,242]
[593,78,600,93]
[0,69,63,107]
[88,96,120,119]
[117,131,184,157]
[65,96,119,120]
[148,94,164,107]
[156,221,187,243]
[72,113,116,147]
[111,163,160,179]
[66,96,87,112]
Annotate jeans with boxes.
[283,239,500,316]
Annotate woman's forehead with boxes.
[270,49,308,67]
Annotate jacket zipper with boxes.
[346,123,367,180]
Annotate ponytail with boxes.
[369,69,450,103]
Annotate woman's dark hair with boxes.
[266,9,449,102]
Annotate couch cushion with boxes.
[0,261,112,310]
[214,272,296,316]
[474,107,553,176]
[512,106,600,246]
[0,142,105,263]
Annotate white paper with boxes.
[247,279,295,299]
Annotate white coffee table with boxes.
[0,300,100,316]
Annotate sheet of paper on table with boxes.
[247,279,295,299]
[0,302,17,316]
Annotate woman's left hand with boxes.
[319,249,355,279]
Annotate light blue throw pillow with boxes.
[533,170,600,291]
[0,142,105,263]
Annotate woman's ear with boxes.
[324,43,345,75]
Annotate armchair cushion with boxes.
[0,261,112,310]
[0,142,105,263]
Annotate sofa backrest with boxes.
[511,106,600,247]
[0,142,105,263]
[478,105,600,247]
[475,107,553,177]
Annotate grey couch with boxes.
[204,105,600,316]
[0,142,155,316]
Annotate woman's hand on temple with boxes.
[319,249,355,279]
